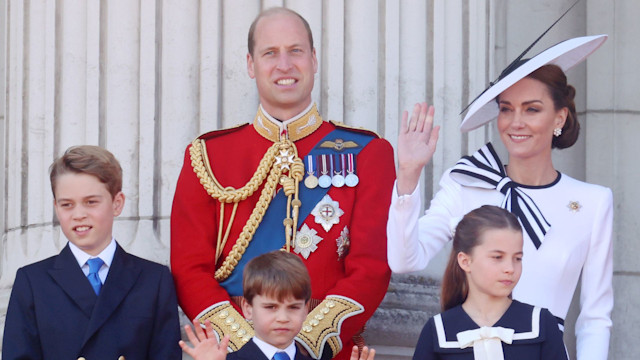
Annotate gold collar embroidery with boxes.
[254,104,323,142]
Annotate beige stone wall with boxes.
[1,1,637,359]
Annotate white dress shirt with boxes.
[252,336,297,360]
[69,238,117,284]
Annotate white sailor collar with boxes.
[254,102,323,142]
[433,300,548,353]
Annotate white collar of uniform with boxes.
[69,237,117,269]
[252,336,296,360]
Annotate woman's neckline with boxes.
[505,166,562,189]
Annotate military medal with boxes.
[304,155,319,189]
[311,195,344,232]
[294,224,323,259]
[345,153,359,187]
[331,154,345,188]
[336,226,350,260]
[275,149,294,171]
[318,155,332,188]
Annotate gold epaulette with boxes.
[191,123,250,143]
[329,120,381,139]
[196,301,255,352]
[295,296,364,359]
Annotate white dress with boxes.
[387,145,613,360]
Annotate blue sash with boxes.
[220,128,374,295]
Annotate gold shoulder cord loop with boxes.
[190,137,303,281]
[191,139,280,202]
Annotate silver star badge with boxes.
[294,224,323,259]
[311,195,344,232]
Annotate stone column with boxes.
[586,1,640,359]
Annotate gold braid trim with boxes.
[326,337,341,357]
[190,139,280,203]
[190,137,302,281]
[197,302,254,352]
[280,159,305,251]
[295,296,365,359]
[214,163,281,280]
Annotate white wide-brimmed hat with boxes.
[460,34,608,133]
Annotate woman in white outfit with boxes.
[387,35,612,359]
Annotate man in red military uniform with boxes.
[171,7,394,360]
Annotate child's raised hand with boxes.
[179,319,229,360]
[350,345,375,360]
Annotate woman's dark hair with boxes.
[440,205,522,311]
[527,64,579,149]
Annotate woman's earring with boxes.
[553,128,562,137]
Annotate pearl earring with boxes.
[553,128,562,137]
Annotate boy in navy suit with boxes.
[180,251,375,360]
[2,145,181,359]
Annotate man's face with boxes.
[247,12,317,120]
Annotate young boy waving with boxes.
[180,251,375,360]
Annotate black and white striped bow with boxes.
[449,143,551,249]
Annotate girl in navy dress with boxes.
[413,205,566,360]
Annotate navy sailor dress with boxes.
[413,300,567,360]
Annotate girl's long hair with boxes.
[440,205,521,311]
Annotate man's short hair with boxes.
[49,145,123,199]
[243,250,312,305]
[247,7,314,56]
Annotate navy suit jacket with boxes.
[227,339,313,360]
[2,242,181,359]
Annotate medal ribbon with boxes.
[449,142,551,249]
[334,154,344,176]
[328,153,335,175]
[347,153,355,174]
[320,154,328,175]
[306,155,315,176]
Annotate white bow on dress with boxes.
[456,326,515,360]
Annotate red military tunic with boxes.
[171,104,394,359]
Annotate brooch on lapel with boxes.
[567,201,582,213]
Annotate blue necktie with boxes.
[273,352,290,360]
[87,258,104,295]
